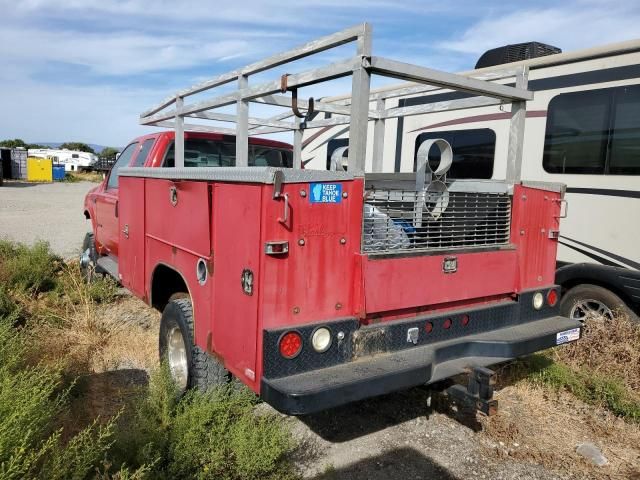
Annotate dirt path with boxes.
[0,181,94,258]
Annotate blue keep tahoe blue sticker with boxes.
[309,183,342,203]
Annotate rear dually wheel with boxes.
[159,298,230,392]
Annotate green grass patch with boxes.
[511,354,640,424]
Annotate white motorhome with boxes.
[27,148,98,172]
[301,39,640,322]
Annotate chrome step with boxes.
[96,255,119,281]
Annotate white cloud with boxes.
[440,2,640,55]
[1,0,637,146]
[0,27,262,76]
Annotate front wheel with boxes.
[79,232,99,282]
[159,298,230,392]
[560,284,638,324]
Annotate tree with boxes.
[60,142,95,154]
[98,147,120,160]
[0,139,27,149]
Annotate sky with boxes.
[0,0,638,147]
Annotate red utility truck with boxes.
[82,25,582,415]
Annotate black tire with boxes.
[560,284,638,324]
[159,298,230,392]
[80,232,100,282]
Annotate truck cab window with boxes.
[163,139,292,168]
[543,84,640,175]
[134,138,156,167]
[413,129,495,179]
[107,143,138,190]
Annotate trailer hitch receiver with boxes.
[445,366,498,416]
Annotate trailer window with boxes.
[543,84,640,175]
[413,129,495,179]
[163,139,292,168]
[610,85,640,175]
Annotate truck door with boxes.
[117,137,156,295]
[95,142,138,255]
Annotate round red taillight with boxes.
[461,314,470,326]
[425,322,433,333]
[547,289,558,307]
[443,318,452,329]
[279,331,302,359]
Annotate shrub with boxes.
[0,239,62,294]
[112,365,298,480]
[54,262,119,306]
[0,316,118,480]
[0,285,20,320]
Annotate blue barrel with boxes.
[52,164,66,181]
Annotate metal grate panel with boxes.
[363,187,512,254]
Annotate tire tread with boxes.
[171,298,229,389]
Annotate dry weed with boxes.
[551,315,640,394]
[482,383,640,479]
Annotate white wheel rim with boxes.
[167,327,188,390]
[570,299,614,322]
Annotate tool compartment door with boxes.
[118,176,146,298]
[211,183,262,388]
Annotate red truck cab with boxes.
[83,131,293,260]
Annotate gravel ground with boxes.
[0,180,95,258]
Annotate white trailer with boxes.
[301,39,640,322]
[28,148,98,172]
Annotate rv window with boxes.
[610,85,640,175]
[72,154,79,159]
[134,138,156,167]
[107,143,138,190]
[543,84,640,175]
[543,89,609,174]
[413,129,495,179]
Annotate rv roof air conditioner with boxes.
[475,42,561,69]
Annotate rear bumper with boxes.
[261,315,581,415]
